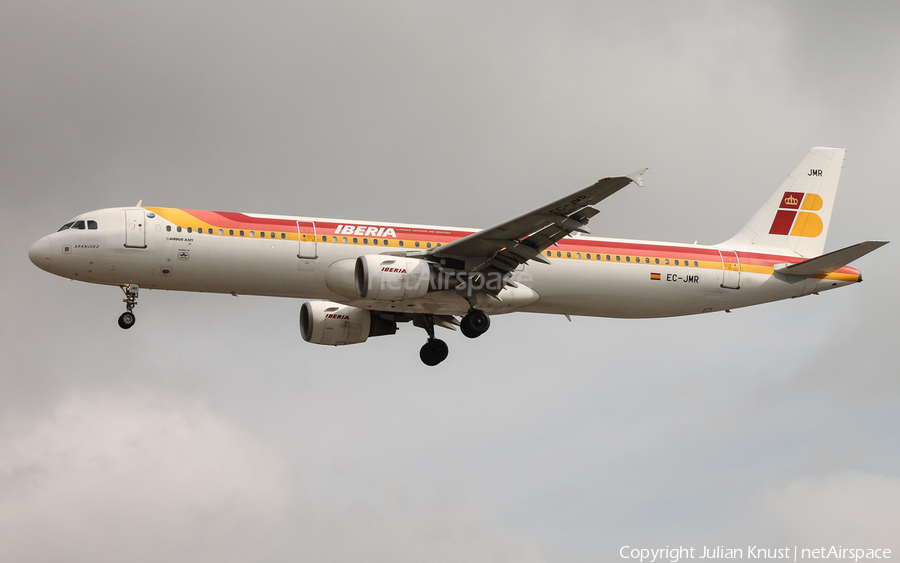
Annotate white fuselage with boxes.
[28,206,861,319]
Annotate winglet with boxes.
[626,168,648,188]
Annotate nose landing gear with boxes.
[118,284,139,329]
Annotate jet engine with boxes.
[300,300,397,345]
[354,255,432,301]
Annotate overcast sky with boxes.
[2,1,899,561]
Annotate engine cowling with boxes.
[299,300,396,345]
[354,255,432,301]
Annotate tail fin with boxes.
[721,147,845,258]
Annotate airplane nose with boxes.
[28,236,52,270]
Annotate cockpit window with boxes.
[57,221,75,232]
[87,220,98,230]
[71,220,86,229]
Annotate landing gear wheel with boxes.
[460,309,490,339]
[419,338,449,366]
[118,284,139,330]
[118,311,136,329]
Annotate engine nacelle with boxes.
[355,255,432,301]
[299,301,397,346]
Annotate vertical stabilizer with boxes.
[720,147,845,258]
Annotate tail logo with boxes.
[769,192,824,237]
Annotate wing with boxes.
[429,169,647,272]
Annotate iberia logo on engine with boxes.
[768,192,824,237]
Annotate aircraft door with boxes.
[718,250,741,289]
[124,209,147,249]
[297,221,317,259]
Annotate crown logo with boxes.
[784,195,799,206]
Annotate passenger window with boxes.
[664,259,670,265]
[606,255,611,261]
[87,220,98,230]
[546,251,552,257]
[576,252,581,259]
[556,251,561,257]
[694,261,699,267]
[363,238,369,244]
[187,227,193,233]
[342,237,348,243]
[626,256,631,262]
[586,253,591,260]
[270,232,275,239]
[166,225,172,232]
[228,229,234,236]
[415,241,420,248]
[239,230,245,236]
[250,231,255,237]
[655,258,660,265]
[566,252,571,258]
[373,239,379,245]
[616,255,621,262]
[383,240,389,246]
[675,259,680,266]
[177,226,182,233]
[426,242,432,249]
[322,236,327,242]
[332,236,337,242]
[281,233,286,239]
[57,222,75,232]
[399,241,404,247]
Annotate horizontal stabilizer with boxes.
[775,241,889,277]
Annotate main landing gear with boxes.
[420,338,449,367]
[414,309,490,366]
[118,284,139,329]
[460,309,490,339]
[414,314,448,366]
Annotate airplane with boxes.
[28,147,887,366]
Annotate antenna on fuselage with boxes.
[135,199,143,207]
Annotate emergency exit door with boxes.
[297,221,317,259]
[718,250,741,289]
